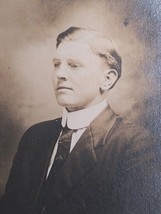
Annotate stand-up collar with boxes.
[61,99,108,130]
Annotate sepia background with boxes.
[0,0,161,197]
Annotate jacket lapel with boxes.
[48,106,118,204]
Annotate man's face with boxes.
[53,40,107,111]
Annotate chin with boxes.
[57,98,75,108]
[57,100,82,111]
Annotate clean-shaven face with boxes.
[53,40,107,111]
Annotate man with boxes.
[0,27,161,214]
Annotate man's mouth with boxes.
[56,86,73,91]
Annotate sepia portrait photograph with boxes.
[0,0,161,213]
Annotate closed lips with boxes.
[56,86,73,90]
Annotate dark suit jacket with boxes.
[0,106,161,214]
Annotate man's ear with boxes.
[100,69,118,91]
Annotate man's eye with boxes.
[68,63,79,68]
[54,63,60,68]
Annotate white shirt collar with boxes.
[61,99,108,130]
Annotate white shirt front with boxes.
[47,99,108,177]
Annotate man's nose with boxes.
[56,65,68,79]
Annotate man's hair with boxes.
[56,26,122,80]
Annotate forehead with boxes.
[54,40,101,63]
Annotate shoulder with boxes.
[104,116,156,159]
[104,116,159,173]
[23,118,62,137]
[110,117,152,142]
[18,118,62,150]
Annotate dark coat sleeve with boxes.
[0,126,36,214]
[0,119,61,214]
[113,124,161,214]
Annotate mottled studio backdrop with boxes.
[0,0,161,197]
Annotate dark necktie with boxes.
[47,126,74,181]
[35,126,74,214]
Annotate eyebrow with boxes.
[53,58,60,62]
[53,58,83,64]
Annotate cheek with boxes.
[74,75,101,94]
[52,74,57,88]
[83,74,102,89]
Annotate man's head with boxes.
[53,27,122,111]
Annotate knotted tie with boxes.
[47,126,74,181]
[36,126,74,214]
